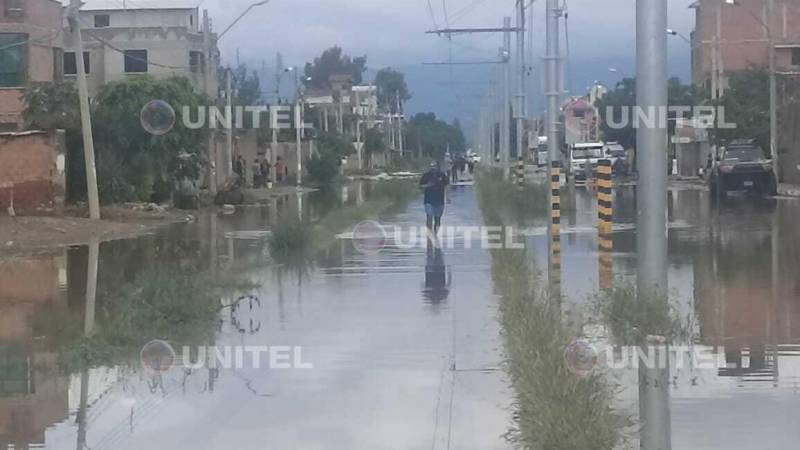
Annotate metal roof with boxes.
[62,0,201,11]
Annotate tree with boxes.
[303,46,367,90]
[306,131,354,186]
[91,76,209,203]
[405,112,466,160]
[374,67,411,113]
[713,68,770,152]
[596,77,700,150]
[363,127,386,156]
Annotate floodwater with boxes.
[0,183,510,450]
[526,183,800,449]
[3,179,800,449]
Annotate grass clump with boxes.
[475,173,626,450]
[34,266,254,373]
[474,167,548,227]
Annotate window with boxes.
[124,49,148,73]
[792,48,800,67]
[190,51,204,73]
[94,14,110,28]
[0,33,26,87]
[63,52,91,75]
[4,0,24,18]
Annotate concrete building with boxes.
[0,0,64,131]
[62,0,219,97]
[563,97,599,146]
[691,0,800,93]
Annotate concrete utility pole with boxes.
[712,1,722,100]
[545,0,562,168]
[636,0,671,447]
[202,10,217,195]
[767,0,779,180]
[67,0,100,220]
[515,0,527,162]
[295,76,303,186]
[396,93,404,156]
[225,69,234,182]
[502,16,512,178]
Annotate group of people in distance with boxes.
[234,155,287,188]
[442,152,475,184]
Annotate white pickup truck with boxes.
[569,142,604,181]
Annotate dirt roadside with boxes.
[0,206,193,259]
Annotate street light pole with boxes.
[545,0,561,168]
[502,17,512,178]
[637,0,672,448]
[218,0,274,39]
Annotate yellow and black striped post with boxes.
[515,157,526,188]
[597,159,614,290]
[549,160,562,293]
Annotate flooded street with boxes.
[1,183,511,450]
[526,182,800,449]
[3,180,800,449]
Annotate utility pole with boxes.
[767,0,779,180]
[202,10,217,195]
[396,93,404,156]
[67,0,100,220]
[225,69,234,182]
[295,75,303,186]
[636,0,671,447]
[712,2,721,100]
[545,0,562,168]
[502,16,512,178]
[425,22,519,169]
[515,0,527,162]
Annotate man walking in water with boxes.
[420,161,449,235]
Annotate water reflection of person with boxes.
[423,239,451,305]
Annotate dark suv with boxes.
[709,140,778,197]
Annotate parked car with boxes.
[708,139,778,197]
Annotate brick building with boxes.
[0,130,67,211]
[691,0,800,94]
[0,0,64,131]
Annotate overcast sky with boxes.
[201,0,696,125]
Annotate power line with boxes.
[449,0,491,23]
[426,0,440,29]
[0,29,62,52]
[79,25,189,70]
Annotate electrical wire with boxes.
[78,24,190,70]
[0,28,62,52]
[426,0,440,30]
[448,0,490,24]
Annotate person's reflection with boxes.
[423,239,451,306]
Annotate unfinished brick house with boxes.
[0,0,64,131]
